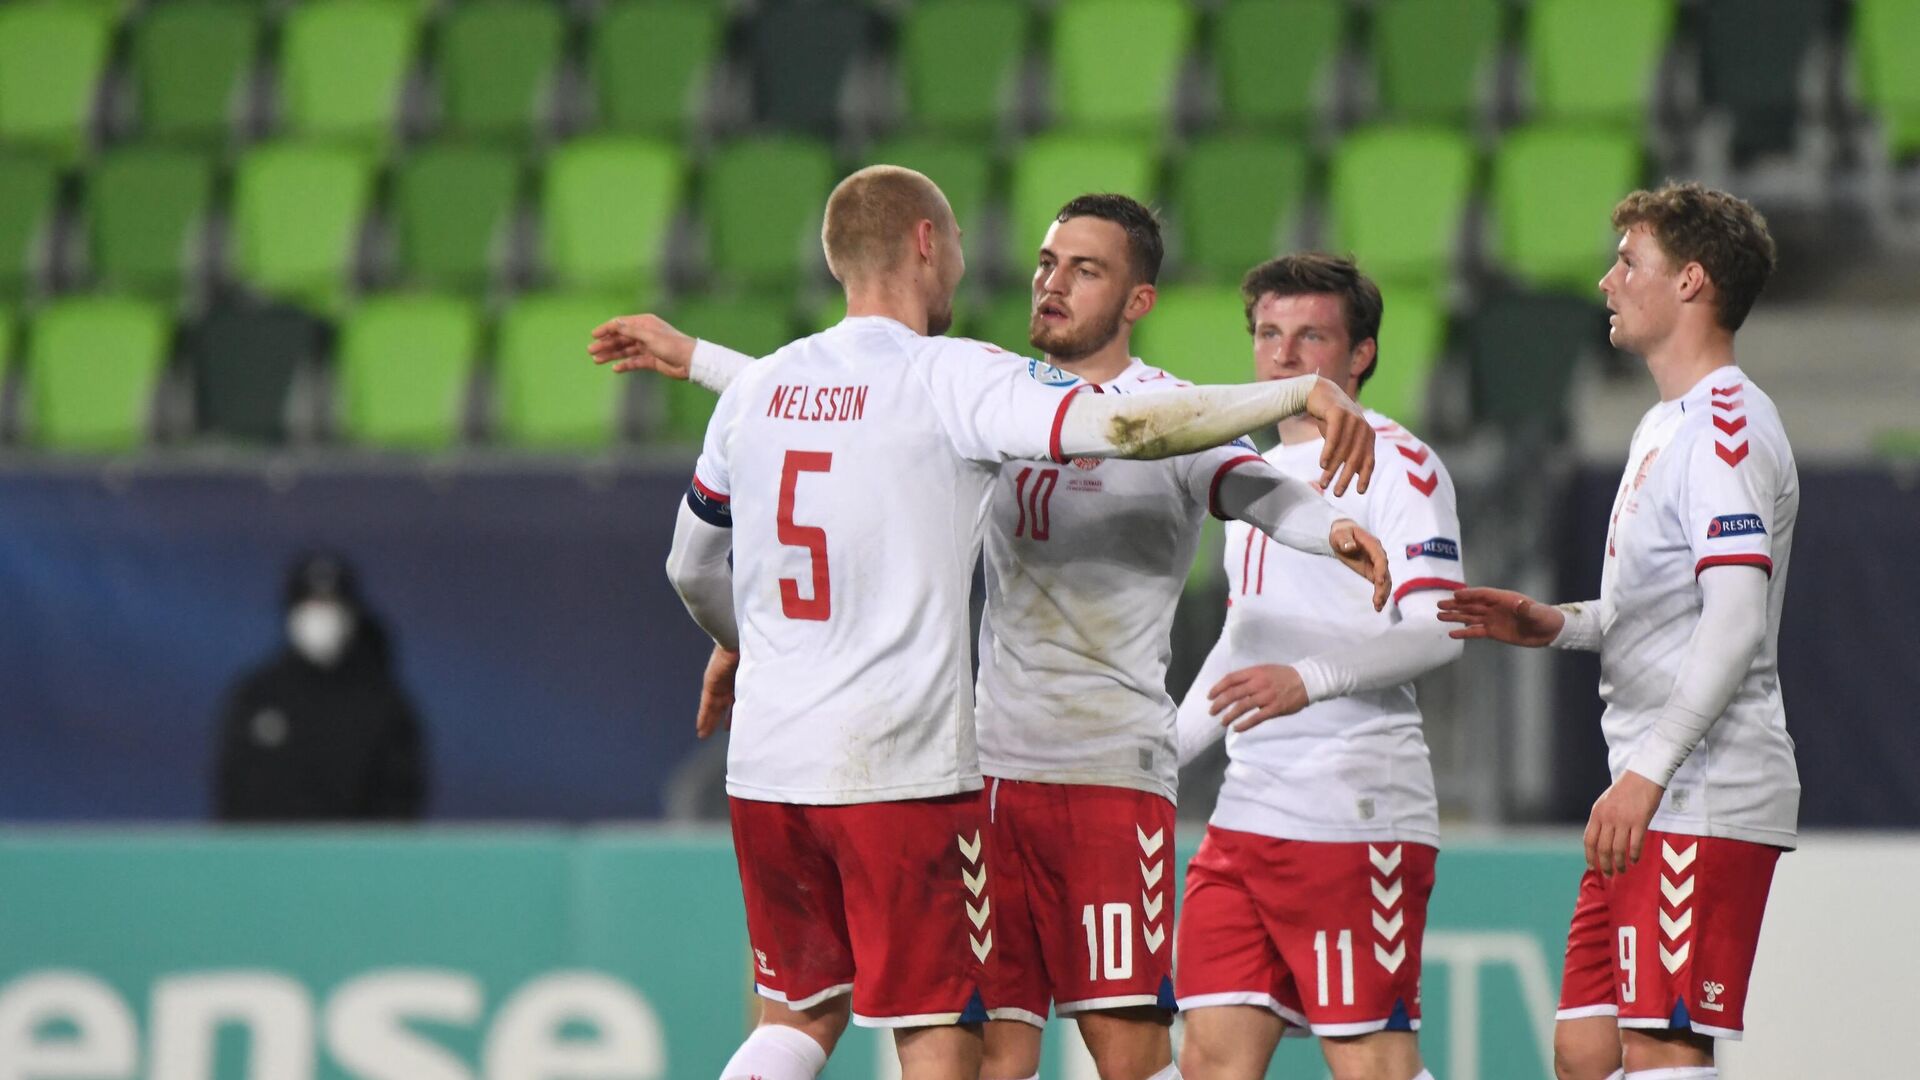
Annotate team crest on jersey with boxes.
[1070,457,1100,471]
[1706,514,1766,539]
[1405,537,1460,561]
[1026,358,1081,387]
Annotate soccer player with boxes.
[1171,254,1465,1080]
[642,166,1379,1080]
[1439,183,1794,1080]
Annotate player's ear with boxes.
[1677,260,1709,303]
[1350,336,1378,384]
[1126,282,1157,322]
[913,218,938,263]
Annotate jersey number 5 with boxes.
[778,450,832,621]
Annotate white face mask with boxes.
[287,600,355,667]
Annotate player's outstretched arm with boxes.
[1436,587,1593,648]
[1215,464,1392,609]
[664,501,739,655]
[1056,375,1375,494]
[589,314,752,392]
[1174,638,1235,766]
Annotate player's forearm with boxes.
[1055,376,1319,461]
[1293,593,1463,702]
[1549,599,1604,651]
[689,339,752,392]
[1624,565,1769,786]
[664,502,740,651]
[1175,640,1234,766]
[1216,461,1339,555]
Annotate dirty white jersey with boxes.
[1201,413,1463,845]
[1598,366,1799,847]
[973,358,1272,802]
[691,317,1081,805]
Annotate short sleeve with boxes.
[687,380,741,527]
[916,339,1082,464]
[1180,438,1265,518]
[1374,447,1466,609]
[1681,423,1781,577]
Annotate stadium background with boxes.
[1,0,1916,1076]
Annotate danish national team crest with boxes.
[1706,514,1766,539]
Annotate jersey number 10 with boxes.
[778,450,832,621]
[1013,467,1060,541]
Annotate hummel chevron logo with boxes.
[1137,825,1165,856]
[1710,386,1741,397]
[1712,414,1747,436]
[1395,444,1430,466]
[1662,840,1698,874]
[1407,471,1438,496]
[1369,844,1403,875]
[972,931,993,963]
[1144,924,1166,954]
[1140,860,1164,887]
[963,865,987,897]
[1660,907,1692,940]
[1373,909,1404,941]
[1711,398,1742,411]
[1375,941,1406,973]
[1715,441,1750,467]
[1142,891,1164,920]
[957,831,982,863]
[1660,941,1690,974]
[967,899,990,929]
[1661,875,1695,907]
[1371,877,1403,908]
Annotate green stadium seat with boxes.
[279,0,421,148]
[336,294,478,448]
[1467,288,1604,435]
[1525,0,1674,126]
[541,137,683,293]
[1131,285,1252,385]
[900,0,1029,135]
[392,142,521,292]
[1491,124,1641,293]
[747,2,874,135]
[1699,0,1824,163]
[1856,0,1920,160]
[86,146,216,297]
[231,141,376,311]
[1327,126,1475,287]
[1052,0,1193,132]
[1213,0,1344,131]
[864,135,993,238]
[1172,134,1308,281]
[1373,0,1502,124]
[131,0,261,146]
[1365,283,1446,428]
[1007,133,1158,275]
[185,301,328,443]
[0,154,58,302]
[967,291,1036,357]
[656,294,795,443]
[438,0,564,144]
[495,292,631,448]
[591,1,721,135]
[24,296,171,450]
[706,137,836,287]
[0,2,113,161]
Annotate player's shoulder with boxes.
[1366,410,1453,496]
[1110,359,1192,395]
[1675,367,1792,464]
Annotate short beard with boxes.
[927,304,954,337]
[1028,301,1126,361]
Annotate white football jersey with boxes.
[1195,412,1464,845]
[691,317,1080,805]
[974,359,1268,801]
[1598,366,1799,847]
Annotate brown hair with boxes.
[1056,193,1165,285]
[1611,182,1777,332]
[1240,253,1385,391]
[821,165,954,285]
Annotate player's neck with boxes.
[1645,326,1738,402]
[1047,340,1135,386]
[1277,415,1321,445]
[843,282,932,335]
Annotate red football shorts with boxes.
[728,793,993,1028]
[1556,830,1781,1039]
[1175,825,1436,1036]
[982,778,1177,1025]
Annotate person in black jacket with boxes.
[213,553,428,821]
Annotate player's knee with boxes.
[1553,1035,1620,1080]
[1177,1028,1254,1080]
[761,998,850,1055]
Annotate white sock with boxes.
[719,1023,828,1080]
[1145,1065,1182,1080]
[1624,1068,1716,1079]
[1412,1071,1436,1080]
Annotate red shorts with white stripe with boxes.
[1175,826,1436,1037]
[982,778,1177,1026]
[1556,830,1781,1040]
[728,794,992,1028]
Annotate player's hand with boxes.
[1584,771,1665,876]
[589,313,696,378]
[1330,519,1391,612]
[695,645,739,739]
[1437,587,1565,647]
[1303,377,1374,496]
[1208,664,1310,732]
